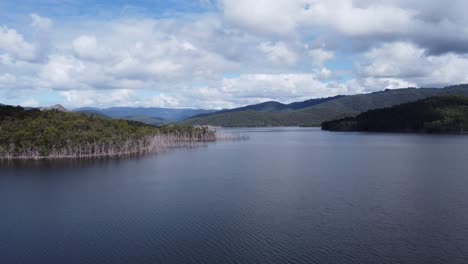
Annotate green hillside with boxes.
[185,84,468,127]
[322,96,468,133]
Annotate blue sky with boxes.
[1,0,468,109]
[0,0,214,17]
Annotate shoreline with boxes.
[0,132,246,161]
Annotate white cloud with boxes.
[72,35,104,61]
[221,0,302,35]
[0,26,36,61]
[221,0,416,37]
[39,54,87,89]
[218,73,349,102]
[258,41,297,65]
[358,42,468,87]
[427,54,468,86]
[26,16,261,99]
[308,48,334,67]
[221,0,468,54]
[300,0,416,36]
[39,29,216,91]
[359,42,427,78]
[109,52,182,80]
[30,13,53,30]
[61,89,138,108]
[315,67,333,79]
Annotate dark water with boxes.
[1,128,468,264]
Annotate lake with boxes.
[1,128,468,264]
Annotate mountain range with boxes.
[4,84,468,127]
[184,84,468,127]
[191,95,345,119]
[73,107,215,123]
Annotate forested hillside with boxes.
[322,96,468,133]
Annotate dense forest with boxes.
[322,96,468,133]
[0,105,216,159]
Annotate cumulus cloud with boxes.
[39,54,87,89]
[300,0,416,36]
[258,41,297,65]
[357,42,468,87]
[221,0,301,35]
[0,26,36,61]
[221,0,415,37]
[359,42,427,78]
[30,13,53,30]
[308,48,334,67]
[61,89,139,108]
[35,19,236,93]
[72,35,105,61]
[221,0,468,55]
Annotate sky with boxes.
[1,0,468,109]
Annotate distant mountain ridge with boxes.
[185,84,468,127]
[190,95,345,119]
[0,104,213,126]
[73,107,215,122]
[5,84,468,127]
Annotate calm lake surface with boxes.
[1,128,468,264]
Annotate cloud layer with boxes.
[1,1,468,108]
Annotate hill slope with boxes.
[185,84,468,127]
[322,96,468,133]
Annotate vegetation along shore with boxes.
[322,96,468,134]
[0,105,235,160]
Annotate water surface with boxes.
[1,128,468,264]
